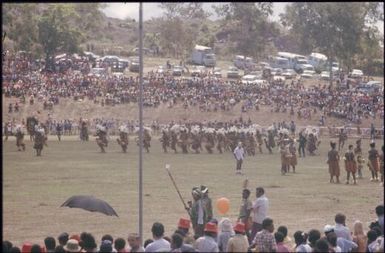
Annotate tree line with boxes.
[2,3,384,74]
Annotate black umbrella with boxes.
[61,195,118,217]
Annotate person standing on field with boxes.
[234,142,245,175]
[327,141,340,183]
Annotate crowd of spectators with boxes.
[3,52,384,126]
[2,204,383,253]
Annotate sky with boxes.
[101,2,288,22]
[101,2,384,34]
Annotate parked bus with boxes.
[308,52,328,72]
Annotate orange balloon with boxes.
[216,197,230,215]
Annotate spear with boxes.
[166,164,191,218]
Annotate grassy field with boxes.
[2,136,384,247]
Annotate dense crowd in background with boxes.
[3,52,384,127]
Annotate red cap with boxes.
[234,222,246,233]
[178,218,191,229]
[204,222,218,233]
[22,242,33,253]
[70,234,81,242]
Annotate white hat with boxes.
[323,224,334,233]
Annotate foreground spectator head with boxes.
[9,247,21,253]
[54,245,65,253]
[326,232,338,247]
[44,237,56,252]
[314,239,329,253]
[114,238,126,252]
[353,220,365,236]
[101,234,113,244]
[22,242,33,253]
[233,222,246,235]
[367,230,378,243]
[63,239,80,253]
[69,235,80,243]
[274,232,285,243]
[99,240,112,253]
[323,224,334,235]
[81,233,97,252]
[171,233,183,250]
[256,187,265,197]
[58,233,69,246]
[262,218,274,233]
[277,226,288,238]
[30,244,43,253]
[308,229,321,248]
[204,222,218,237]
[177,218,191,232]
[3,241,13,252]
[335,213,346,225]
[128,233,141,250]
[151,222,165,239]
[376,205,384,217]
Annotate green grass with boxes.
[2,136,384,246]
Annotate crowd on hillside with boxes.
[3,52,384,126]
[2,193,383,253]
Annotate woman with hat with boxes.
[227,222,249,252]
[194,222,219,252]
[63,239,81,253]
[327,141,340,183]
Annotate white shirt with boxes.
[252,194,269,224]
[144,238,171,252]
[334,223,352,241]
[195,235,219,252]
[234,146,244,160]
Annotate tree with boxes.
[281,2,383,83]
[213,3,277,59]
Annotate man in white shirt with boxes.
[233,142,245,175]
[333,213,352,241]
[249,187,269,244]
[145,222,171,252]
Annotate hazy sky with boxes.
[101,2,288,21]
[101,2,383,33]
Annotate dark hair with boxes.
[262,218,273,229]
[335,213,346,224]
[54,245,65,253]
[204,231,217,238]
[330,142,336,149]
[171,233,184,249]
[256,187,265,195]
[274,232,285,243]
[277,226,288,237]
[3,241,13,252]
[243,189,251,197]
[99,240,112,253]
[9,247,21,253]
[367,230,378,243]
[326,232,337,247]
[348,144,353,149]
[372,226,382,237]
[375,205,384,216]
[30,244,41,253]
[314,239,329,253]
[143,239,153,248]
[308,229,321,247]
[152,222,165,238]
[174,229,187,237]
[58,233,69,246]
[114,238,126,251]
[294,231,306,246]
[44,236,56,250]
[82,232,97,250]
[101,234,113,243]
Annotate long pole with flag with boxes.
[138,1,144,245]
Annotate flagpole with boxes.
[138,1,144,245]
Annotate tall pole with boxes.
[138,1,144,245]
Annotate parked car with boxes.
[191,66,205,77]
[350,69,364,78]
[242,75,266,86]
[300,70,314,79]
[172,65,183,76]
[271,68,283,76]
[213,67,222,78]
[357,81,383,94]
[281,69,296,79]
[227,66,240,78]
[129,60,139,72]
[320,71,331,80]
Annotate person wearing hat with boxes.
[368,142,380,181]
[217,218,234,252]
[323,224,358,252]
[188,187,206,239]
[200,185,213,223]
[327,141,340,183]
[226,222,249,252]
[63,239,81,253]
[233,142,245,175]
[177,218,195,245]
[194,222,219,252]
